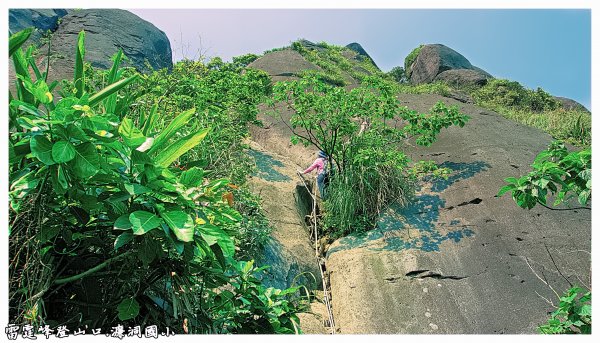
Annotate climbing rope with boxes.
[296,171,336,334]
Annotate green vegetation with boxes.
[538,287,591,334]
[9,28,305,334]
[498,141,591,334]
[473,79,590,146]
[270,74,469,236]
[498,141,591,210]
[404,44,423,79]
[387,66,407,83]
[396,81,453,97]
[291,39,383,85]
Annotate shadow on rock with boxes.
[327,161,490,257]
[248,149,291,182]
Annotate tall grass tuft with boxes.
[323,163,414,238]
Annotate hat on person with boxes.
[318,150,327,158]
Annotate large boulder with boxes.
[48,9,172,72]
[10,9,173,92]
[434,68,491,88]
[9,9,69,44]
[408,44,491,85]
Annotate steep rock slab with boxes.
[39,9,172,84]
[245,144,326,334]
[409,44,491,85]
[326,94,590,333]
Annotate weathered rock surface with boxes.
[435,68,491,87]
[409,44,491,85]
[9,9,69,45]
[553,96,590,113]
[9,9,173,94]
[245,143,326,334]
[247,49,321,83]
[47,9,172,72]
[252,92,590,334]
[325,94,590,333]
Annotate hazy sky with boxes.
[129,9,591,109]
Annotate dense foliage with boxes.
[9,29,305,334]
[538,287,591,334]
[269,74,469,235]
[472,79,590,146]
[498,141,591,210]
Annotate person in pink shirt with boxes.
[299,150,329,198]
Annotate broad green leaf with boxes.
[107,50,123,84]
[10,100,43,117]
[9,27,33,57]
[114,232,134,250]
[148,108,196,155]
[51,141,76,163]
[200,224,235,257]
[497,185,515,197]
[114,214,133,230]
[161,210,194,242]
[124,183,151,196]
[12,49,34,104]
[118,117,146,148]
[154,128,210,168]
[117,298,140,321]
[71,142,99,178]
[30,136,56,165]
[89,74,139,107]
[141,103,158,135]
[179,167,204,187]
[129,211,162,235]
[74,30,85,98]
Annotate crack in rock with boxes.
[401,269,468,281]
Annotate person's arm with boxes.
[303,159,322,174]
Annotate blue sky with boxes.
[129,9,591,109]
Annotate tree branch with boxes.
[53,251,132,285]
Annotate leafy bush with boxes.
[291,39,382,85]
[270,75,469,235]
[387,66,407,84]
[396,81,452,97]
[9,28,305,334]
[538,287,591,334]
[498,141,591,210]
[473,79,560,112]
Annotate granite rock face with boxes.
[409,44,491,86]
[9,9,69,44]
[46,9,172,72]
[10,9,173,93]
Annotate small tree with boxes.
[269,74,470,234]
[387,66,407,83]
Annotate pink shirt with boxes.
[303,158,326,175]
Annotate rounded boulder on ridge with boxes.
[408,44,490,85]
[41,9,172,83]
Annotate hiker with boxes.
[299,150,329,199]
